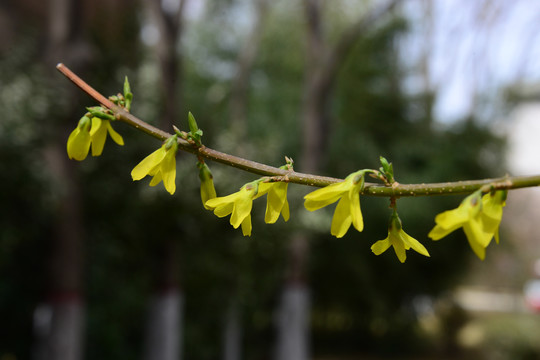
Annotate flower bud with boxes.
[198,162,217,209]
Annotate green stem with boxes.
[56,63,540,196]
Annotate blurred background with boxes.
[1,0,540,359]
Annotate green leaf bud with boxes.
[188,112,199,134]
[86,106,115,121]
[379,156,394,183]
[123,76,133,111]
[109,95,119,104]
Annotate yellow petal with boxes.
[89,117,103,137]
[264,183,288,224]
[429,194,482,240]
[428,207,471,240]
[241,214,252,236]
[304,198,341,212]
[67,128,91,161]
[206,192,238,210]
[230,190,253,229]
[304,180,350,201]
[400,230,430,257]
[390,234,407,263]
[90,118,107,156]
[147,161,161,176]
[463,225,487,260]
[66,128,79,158]
[254,182,272,199]
[494,228,500,244]
[471,217,493,248]
[371,238,391,255]
[214,202,234,218]
[304,181,350,211]
[307,183,349,200]
[428,224,453,241]
[330,196,352,238]
[201,178,217,210]
[131,147,167,180]
[433,207,468,231]
[349,190,363,232]
[107,122,124,146]
[281,198,290,222]
[160,149,177,195]
[463,220,492,260]
[149,171,162,187]
[481,192,505,234]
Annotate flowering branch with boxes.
[56,63,537,260]
[56,63,540,197]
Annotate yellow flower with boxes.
[198,162,217,210]
[428,190,506,260]
[255,181,290,224]
[304,170,365,238]
[131,136,178,195]
[205,182,258,236]
[67,116,124,161]
[371,211,430,263]
[67,116,92,161]
[89,117,124,156]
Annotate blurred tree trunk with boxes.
[274,2,323,358]
[222,301,242,360]
[223,2,270,360]
[275,2,398,359]
[229,0,269,156]
[142,1,187,360]
[300,0,326,173]
[34,0,93,359]
[144,242,183,360]
[144,0,186,130]
[274,235,310,360]
[419,0,435,127]
[34,141,85,360]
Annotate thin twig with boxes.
[56,63,540,196]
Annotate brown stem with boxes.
[56,63,114,108]
[56,63,540,196]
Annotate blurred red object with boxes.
[524,280,540,311]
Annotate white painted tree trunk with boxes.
[32,299,85,360]
[222,303,242,360]
[274,285,310,360]
[144,290,183,360]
